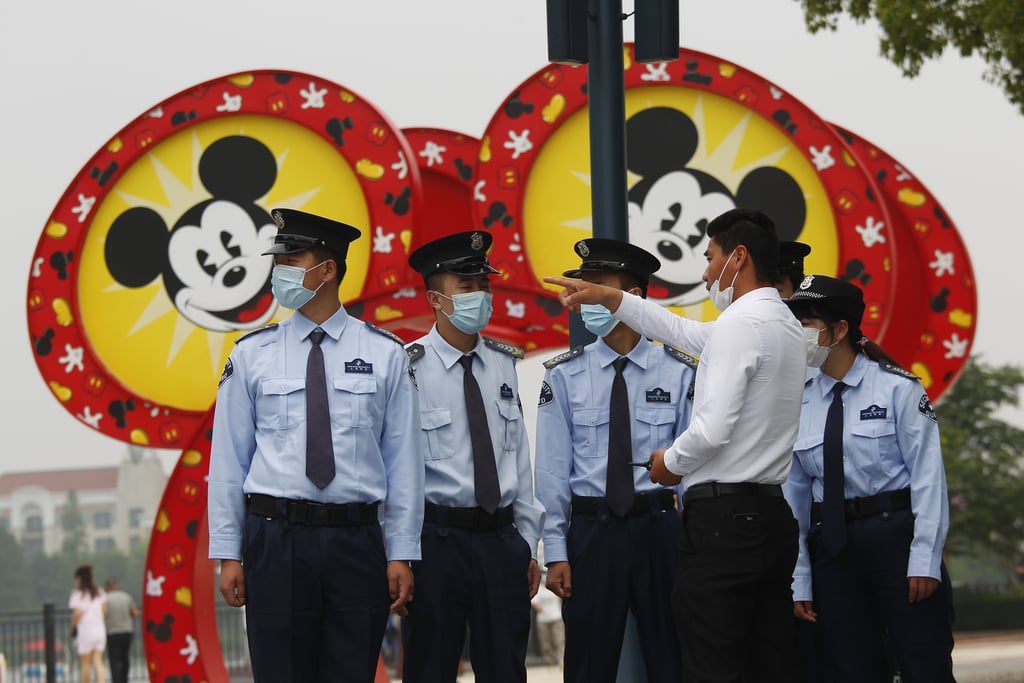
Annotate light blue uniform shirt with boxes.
[407,326,545,559]
[783,353,950,601]
[208,307,424,562]
[535,337,696,565]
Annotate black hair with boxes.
[75,564,99,599]
[311,245,346,291]
[706,208,779,284]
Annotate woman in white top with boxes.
[69,564,107,683]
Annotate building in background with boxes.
[0,447,166,554]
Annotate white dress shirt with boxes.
[614,287,806,486]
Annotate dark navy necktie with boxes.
[305,327,335,489]
[606,357,635,517]
[460,354,501,513]
[822,380,848,556]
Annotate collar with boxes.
[594,336,649,371]
[428,324,489,371]
[292,305,350,342]
[726,285,781,313]
[819,353,868,398]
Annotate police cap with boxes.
[562,238,661,282]
[779,241,811,273]
[261,208,362,258]
[408,231,501,277]
[786,274,866,332]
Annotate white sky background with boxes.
[1,0,1021,474]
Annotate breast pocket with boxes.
[849,420,898,477]
[572,408,610,458]
[496,400,522,452]
[634,406,677,450]
[258,378,304,430]
[420,408,455,461]
[332,376,379,428]
[792,432,824,479]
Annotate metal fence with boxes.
[0,604,250,683]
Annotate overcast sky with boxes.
[2,0,1021,475]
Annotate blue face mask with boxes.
[271,261,326,310]
[434,290,493,334]
[581,303,618,337]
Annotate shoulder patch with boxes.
[879,360,918,380]
[234,323,278,344]
[538,381,554,407]
[366,322,405,345]
[484,336,525,359]
[543,345,584,369]
[218,358,233,388]
[406,343,425,363]
[664,345,699,369]
[918,394,938,422]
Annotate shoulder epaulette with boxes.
[406,343,425,363]
[366,322,405,345]
[543,345,584,369]
[484,336,525,359]
[879,360,918,380]
[664,345,699,369]
[235,323,278,344]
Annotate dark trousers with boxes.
[672,494,799,683]
[402,519,533,683]
[242,514,390,683]
[563,508,681,683]
[809,507,955,683]
[106,632,132,683]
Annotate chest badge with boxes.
[859,404,887,420]
[646,388,671,403]
[344,358,373,374]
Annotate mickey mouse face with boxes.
[625,107,806,307]
[104,135,280,332]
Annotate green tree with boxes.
[60,489,87,559]
[937,357,1024,562]
[798,0,1024,114]
[0,526,34,609]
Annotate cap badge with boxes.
[272,210,285,228]
[799,275,814,290]
[577,241,590,257]
[470,232,484,251]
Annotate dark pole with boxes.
[43,602,56,683]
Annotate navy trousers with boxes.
[402,518,533,683]
[809,507,955,683]
[672,493,800,683]
[242,513,390,683]
[562,506,681,683]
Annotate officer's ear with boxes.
[832,319,850,344]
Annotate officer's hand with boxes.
[527,559,541,599]
[793,601,817,623]
[218,560,246,608]
[541,276,623,313]
[387,561,415,615]
[908,576,939,603]
[649,450,682,487]
[546,562,572,600]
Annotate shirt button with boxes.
[280,384,286,391]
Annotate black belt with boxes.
[682,482,783,506]
[571,490,677,517]
[424,503,515,531]
[246,494,379,526]
[811,488,911,523]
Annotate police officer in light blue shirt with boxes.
[401,230,545,683]
[208,208,423,683]
[783,275,954,682]
[536,239,695,683]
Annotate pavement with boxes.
[451,631,1024,683]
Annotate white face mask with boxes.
[709,248,739,312]
[803,324,839,368]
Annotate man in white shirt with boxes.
[545,208,806,682]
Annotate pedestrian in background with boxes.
[104,577,138,683]
[784,275,955,682]
[69,564,107,683]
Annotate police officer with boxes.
[777,241,812,298]
[535,239,695,682]
[208,208,423,683]
[402,231,545,683]
[783,275,955,682]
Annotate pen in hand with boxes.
[631,460,653,471]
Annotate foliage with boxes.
[59,490,87,559]
[937,357,1024,562]
[798,0,1024,114]
[0,527,35,609]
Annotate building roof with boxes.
[0,468,120,496]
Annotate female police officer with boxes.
[783,275,955,682]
